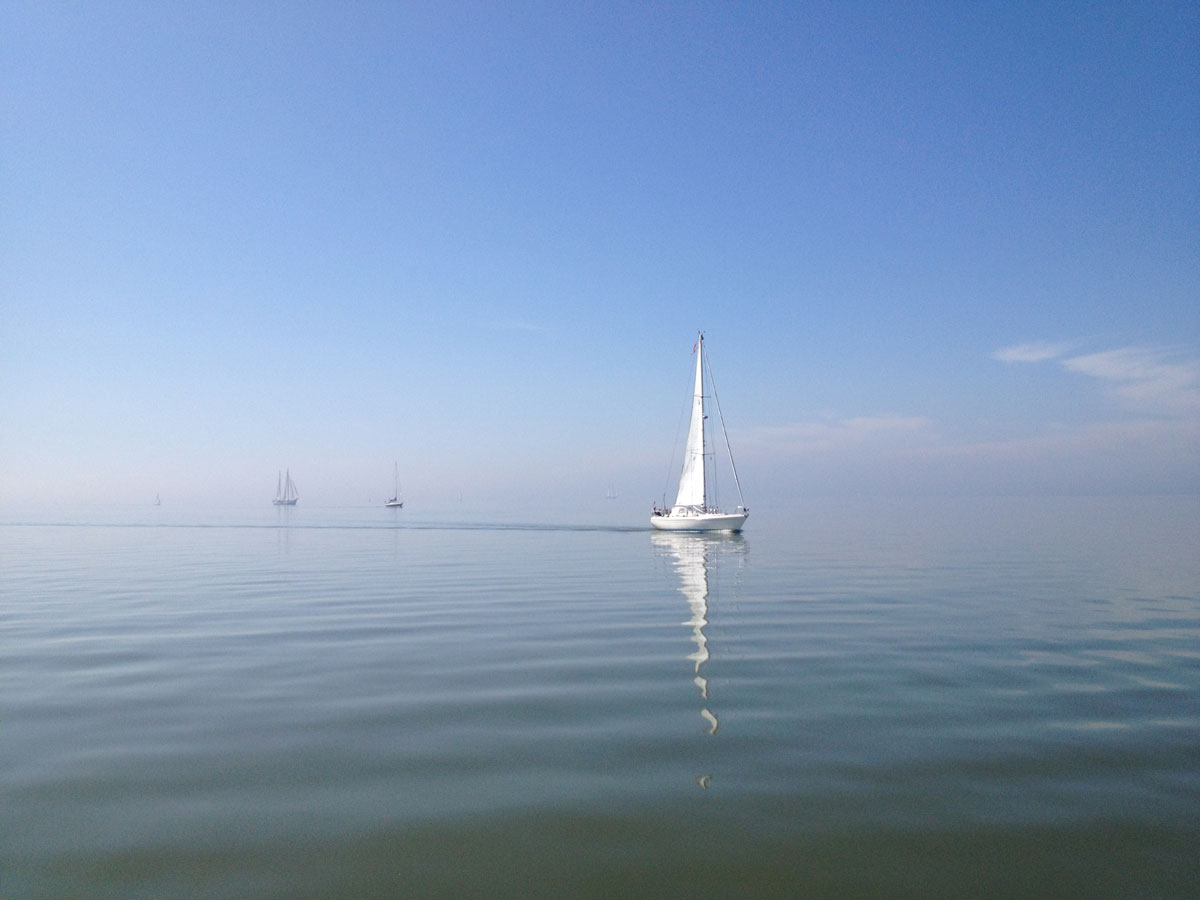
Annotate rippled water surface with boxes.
[3,497,1198,898]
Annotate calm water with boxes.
[3,497,1198,899]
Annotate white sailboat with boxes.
[651,333,748,532]
[385,462,404,508]
[273,469,298,506]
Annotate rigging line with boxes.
[705,348,747,509]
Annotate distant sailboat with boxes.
[385,462,404,508]
[651,333,748,532]
[605,484,618,500]
[273,469,298,506]
[154,493,161,506]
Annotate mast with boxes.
[697,333,707,509]
[674,331,707,512]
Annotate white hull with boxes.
[384,500,403,508]
[650,511,747,532]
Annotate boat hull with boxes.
[650,512,747,532]
[384,500,403,508]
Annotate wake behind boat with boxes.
[651,332,748,532]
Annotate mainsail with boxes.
[673,338,708,512]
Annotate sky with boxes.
[2,1,1197,512]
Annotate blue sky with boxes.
[2,1,1197,510]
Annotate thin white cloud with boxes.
[892,417,1200,493]
[496,319,552,335]
[992,340,1073,363]
[742,415,934,454]
[993,340,1200,416]
[840,415,934,435]
[730,342,1200,495]
[1063,347,1200,415]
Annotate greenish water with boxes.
[3,497,1198,898]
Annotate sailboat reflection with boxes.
[653,531,746,739]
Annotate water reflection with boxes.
[275,504,294,553]
[653,532,747,740]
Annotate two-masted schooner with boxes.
[272,469,298,506]
[651,333,748,532]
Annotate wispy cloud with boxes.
[994,340,1200,417]
[741,415,934,454]
[740,344,1200,495]
[745,413,1199,495]
[992,340,1073,363]
[900,417,1200,493]
[494,319,552,335]
[1062,347,1200,415]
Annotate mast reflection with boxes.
[653,531,746,738]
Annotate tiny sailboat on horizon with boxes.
[273,469,298,506]
[385,462,404,508]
